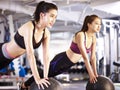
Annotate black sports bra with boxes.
[14,21,45,49]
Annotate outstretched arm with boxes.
[42,28,51,78]
[22,22,49,89]
[76,32,97,83]
[90,35,98,77]
[23,22,41,82]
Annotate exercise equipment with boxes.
[110,61,120,82]
[9,58,26,77]
[30,78,62,90]
[98,57,104,75]
[86,75,115,90]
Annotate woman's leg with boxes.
[48,52,75,76]
[24,52,75,87]
[0,43,13,69]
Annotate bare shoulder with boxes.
[44,28,50,38]
[44,28,50,33]
[92,34,97,42]
[18,21,34,35]
[76,31,84,38]
[19,21,33,31]
[24,21,33,29]
[74,31,84,43]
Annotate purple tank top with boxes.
[70,33,92,54]
[70,42,91,54]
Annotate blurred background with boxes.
[0,0,120,90]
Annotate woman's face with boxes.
[42,9,57,28]
[88,18,101,33]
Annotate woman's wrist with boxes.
[34,75,41,81]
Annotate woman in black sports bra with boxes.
[21,14,102,89]
[0,1,58,89]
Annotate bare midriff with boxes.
[66,49,83,63]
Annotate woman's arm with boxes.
[23,22,41,82]
[22,22,50,89]
[42,28,50,78]
[90,35,98,77]
[76,32,97,83]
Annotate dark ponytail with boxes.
[33,1,58,23]
[75,14,100,35]
[81,14,100,32]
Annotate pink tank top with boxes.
[70,33,92,54]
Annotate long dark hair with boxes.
[33,1,58,23]
[76,14,100,35]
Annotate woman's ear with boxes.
[87,23,90,27]
[40,12,46,18]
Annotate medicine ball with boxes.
[86,75,115,90]
[30,78,63,90]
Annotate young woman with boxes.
[21,14,101,89]
[0,1,58,89]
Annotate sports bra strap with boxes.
[32,20,35,35]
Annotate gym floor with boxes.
[0,74,119,90]
[62,81,120,90]
[56,73,120,90]
[0,80,119,90]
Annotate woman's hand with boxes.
[89,72,97,83]
[35,78,50,89]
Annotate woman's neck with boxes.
[85,31,94,37]
[35,21,45,31]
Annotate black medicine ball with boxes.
[86,75,115,90]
